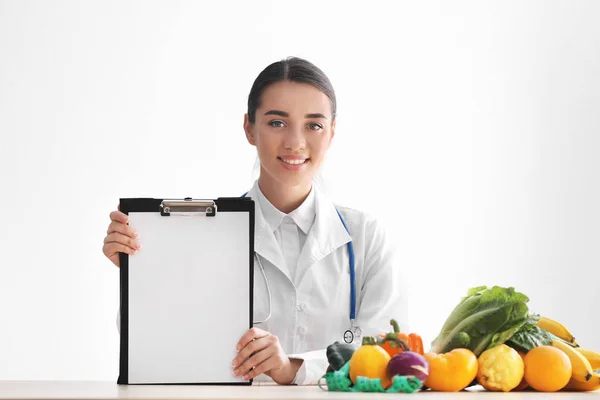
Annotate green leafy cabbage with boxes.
[429,286,543,356]
[506,324,554,352]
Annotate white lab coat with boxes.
[245,181,409,384]
[117,182,409,385]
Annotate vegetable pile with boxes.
[320,285,600,393]
[320,322,429,393]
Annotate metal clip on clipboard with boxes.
[160,197,217,217]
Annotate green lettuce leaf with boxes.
[429,286,531,356]
[486,309,538,350]
[506,325,554,352]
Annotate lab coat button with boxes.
[297,302,308,312]
[297,325,308,335]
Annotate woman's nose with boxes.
[283,126,306,150]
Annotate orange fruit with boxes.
[512,351,529,391]
[524,345,572,392]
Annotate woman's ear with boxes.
[329,118,336,144]
[243,114,256,146]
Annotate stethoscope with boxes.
[242,192,360,344]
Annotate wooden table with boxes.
[0,381,595,399]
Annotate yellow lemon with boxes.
[477,344,524,392]
[512,351,529,391]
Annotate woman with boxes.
[102,57,408,385]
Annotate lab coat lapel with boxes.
[296,185,352,281]
[245,184,291,282]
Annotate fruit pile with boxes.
[425,286,600,392]
[320,286,600,393]
[421,316,600,392]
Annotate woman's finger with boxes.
[242,355,280,380]
[233,334,270,369]
[106,220,138,238]
[234,339,276,378]
[104,232,142,250]
[103,242,139,258]
[109,210,129,224]
[234,329,270,365]
[236,327,269,353]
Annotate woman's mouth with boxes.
[278,157,309,165]
[277,157,310,170]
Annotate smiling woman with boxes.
[103,56,409,386]
[243,59,337,213]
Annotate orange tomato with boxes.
[424,349,478,392]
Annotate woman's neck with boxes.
[258,174,312,214]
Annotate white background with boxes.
[1,0,598,380]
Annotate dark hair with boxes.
[247,57,337,124]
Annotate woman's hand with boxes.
[232,327,303,384]
[102,205,141,267]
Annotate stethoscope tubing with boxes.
[242,191,357,334]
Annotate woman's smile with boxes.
[278,156,310,170]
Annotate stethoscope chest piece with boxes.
[343,329,354,344]
[343,325,362,344]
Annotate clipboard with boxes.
[116,196,254,385]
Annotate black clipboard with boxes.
[117,196,254,385]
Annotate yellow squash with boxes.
[349,336,392,388]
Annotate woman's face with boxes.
[244,80,335,190]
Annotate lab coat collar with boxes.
[256,187,286,233]
[286,188,316,235]
[296,183,352,280]
[256,183,316,236]
[246,180,351,284]
[246,181,289,280]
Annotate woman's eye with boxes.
[268,120,285,128]
[308,123,323,131]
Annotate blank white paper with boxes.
[126,211,250,384]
